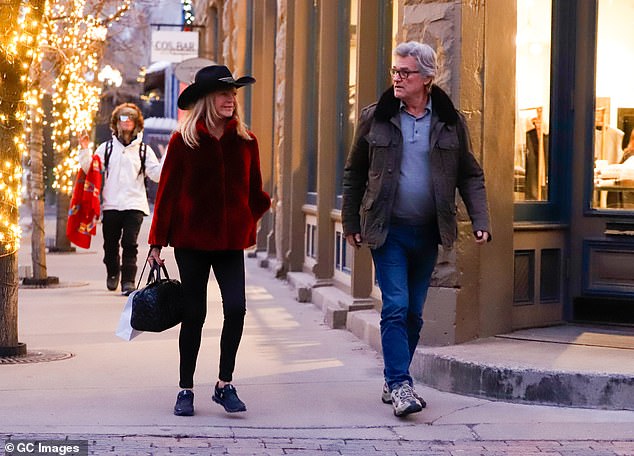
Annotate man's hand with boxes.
[79,130,91,150]
[474,230,490,245]
[345,233,362,249]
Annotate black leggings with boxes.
[174,248,246,389]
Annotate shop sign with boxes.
[151,30,199,63]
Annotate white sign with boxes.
[174,58,216,83]
[151,30,199,63]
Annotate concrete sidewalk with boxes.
[3,214,634,455]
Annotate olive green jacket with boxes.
[341,85,491,249]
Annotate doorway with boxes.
[568,0,634,326]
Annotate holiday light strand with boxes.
[0,1,45,257]
[0,0,131,256]
[47,0,131,194]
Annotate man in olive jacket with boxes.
[342,41,491,417]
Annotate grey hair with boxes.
[394,41,437,81]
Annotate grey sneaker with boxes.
[391,382,423,417]
[382,382,426,408]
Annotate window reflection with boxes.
[348,0,357,138]
[515,0,552,202]
[392,0,402,51]
[592,0,634,210]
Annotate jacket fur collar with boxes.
[195,117,240,139]
[374,85,458,125]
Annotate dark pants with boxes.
[102,210,145,284]
[174,248,246,389]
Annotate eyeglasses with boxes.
[118,114,137,122]
[390,68,421,80]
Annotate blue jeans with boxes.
[371,223,439,390]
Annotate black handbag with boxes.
[130,260,184,332]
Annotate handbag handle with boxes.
[146,263,171,284]
[136,250,172,289]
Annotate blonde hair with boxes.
[180,90,252,148]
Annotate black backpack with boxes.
[103,138,147,179]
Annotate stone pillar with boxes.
[396,0,514,344]
[312,0,339,281]
[250,0,276,253]
[285,1,312,272]
[271,0,294,276]
[458,0,514,341]
[348,0,388,299]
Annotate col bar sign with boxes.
[151,30,199,63]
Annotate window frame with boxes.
[514,0,575,223]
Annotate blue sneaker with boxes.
[173,390,194,416]
[212,383,247,413]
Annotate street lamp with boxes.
[97,65,123,140]
[98,65,122,87]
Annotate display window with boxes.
[347,0,358,152]
[514,0,553,203]
[591,0,634,210]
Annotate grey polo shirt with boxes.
[391,98,436,225]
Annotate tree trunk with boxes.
[51,71,74,253]
[0,2,20,353]
[28,66,49,280]
[0,0,45,355]
[54,191,73,251]
[0,255,22,354]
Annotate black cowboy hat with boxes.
[177,65,255,110]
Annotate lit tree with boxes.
[47,0,130,251]
[24,0,130,275]
[25,58,50,283]
[0,0,46,355]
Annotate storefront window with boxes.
[592,0,634,210]
[336,0,357,204]
[392,0,402,51]
[348,0,358,142]
[514,0,552,202]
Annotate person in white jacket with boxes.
[79,103,162,295]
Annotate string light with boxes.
[0,0,45,257]
[46,0,131,194]
[0,0,131,256]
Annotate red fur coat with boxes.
[148,119,270,251]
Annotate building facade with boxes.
[191,0,634,345]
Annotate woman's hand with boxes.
[148,246,164,266]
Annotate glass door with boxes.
[591,0,634,212]
[515,0,552,204]
[569,0,634,325]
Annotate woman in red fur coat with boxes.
[148,65,270,416]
